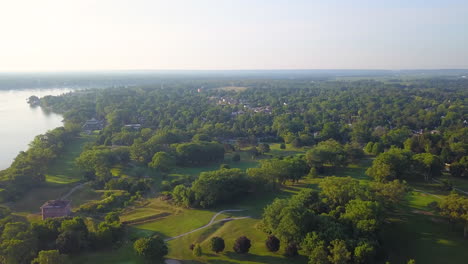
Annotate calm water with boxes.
[0,88,73,170]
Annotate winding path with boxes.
[164,209,250,242]
[61,182,90,200]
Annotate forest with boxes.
[0,78,467,264]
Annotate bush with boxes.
[193,243,202,257]
[284,243,298,257]
[210,237,225,253]
[280,143,286,149]
[265,235,280,252]
[233,236,251,254]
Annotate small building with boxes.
[40,200,71,220]
[82,118,104,132]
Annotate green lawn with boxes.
[381,191,468,264]
[172,152,259,176]
[46,134,96,184]
[68,146,468,264]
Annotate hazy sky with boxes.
[1,0,467,71]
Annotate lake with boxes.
[0,88,73,170]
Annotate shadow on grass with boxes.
[224,251,307,264]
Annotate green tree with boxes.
[412,153,443,181]
[193,243,202,257]
[133,235,168,262]
[305,139,347,168]
[31,250,68,264]
[210,237,225,253]
[265,235,280,252]
[148,152,174,172]
[233,236,251,254]
[258,143,271,154]
[366,148,413,182]
[327,240,350,264]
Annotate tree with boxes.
[148,152,174,172]
[327,240,350,264]
[193,243,202,257]
[340,199,382,234]
[265,235,280,252]
[210,237,225,253]
[305,139,347,169]
[0,238,36,264]
[371,142,384,155]
[105,211,120,224]
[258,143,271,154]
[233,236,251,254]
[284,243,298,257]
[364,142,374,154]
[439,193,468,237]
[302,232,329,264]
[133,235,168,262]
[31,250,68,264]
[280,143,286,149]
[412,153,443,181]
[354,242,375,264]
[319,176,364,207]
[366,147,413,182]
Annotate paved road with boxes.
[164,209,250,242]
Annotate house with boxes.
[40,200,72,220]
[124,124,142,130]
[82,118,104,132]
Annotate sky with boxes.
[0,0,467,71]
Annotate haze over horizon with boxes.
[1,0,467,72]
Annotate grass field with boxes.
[51,143,468,264]
[5,134,99,215]
[46,134,96,184]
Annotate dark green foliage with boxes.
[265,235,280,252]
[366,147,413,182]
[31,250,68,264]
[148,151,175,172]
[233,236,251,254]
[305,139,347,168]
[210,236,225,253]
[284,243,299,257]
[176,142,224,166]
[133,235,168,262]
[258,143,271,154]
[0,127,78,201]
[190,169,249,208]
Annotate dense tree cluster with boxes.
[0,214,123,264]
[260,178,407,263]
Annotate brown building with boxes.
[40,200,72,220]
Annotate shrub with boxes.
[210,237,225,253]
[265,235,280,252]
[284,243,298,257]
[233,236,251,254]
[193,243,202,257]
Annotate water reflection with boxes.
[0,88,73,170]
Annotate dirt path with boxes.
[61,182,90,200]
[164,209,250,242]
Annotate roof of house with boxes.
[40,200,71,209]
